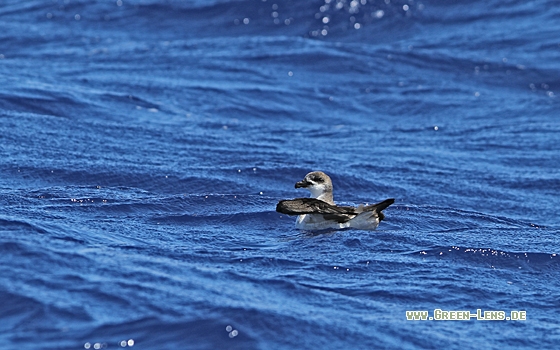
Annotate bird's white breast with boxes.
[296,214,350,230]
[295,211,380,231]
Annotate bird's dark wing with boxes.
[276,198,355,215]
[276,198,357,224]
[276,198,395,223]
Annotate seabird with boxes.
[276,171,394,230]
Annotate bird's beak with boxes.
[295,180,311,189]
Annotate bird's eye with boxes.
[311,176,323,183]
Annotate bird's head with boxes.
[295,171,333,202]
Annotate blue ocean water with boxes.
[1,0,559,348]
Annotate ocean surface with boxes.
[1,0,559,348]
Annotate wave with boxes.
[410,246,560,271]
[0,218,49,234]
[79,316,259,350]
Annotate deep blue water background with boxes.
[1,0,560,348]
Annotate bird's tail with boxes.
[360,198,395,221]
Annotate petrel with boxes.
[276,171,394,230]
